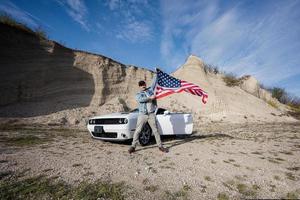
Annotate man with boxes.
[128,74,168,154]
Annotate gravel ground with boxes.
[0,122,300,199]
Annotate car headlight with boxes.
[89,119,96,124]
[118,118,128,124]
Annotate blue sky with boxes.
[1,0,300,96]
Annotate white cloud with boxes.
[160,0,300,94]
[55,0,89,31]
[160,0,220,70]
[116,20,153,43]
[106,0,119,10]
[103,0,154,43]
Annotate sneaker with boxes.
[158,146,169,153]
[128,147,135,154]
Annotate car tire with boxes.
[139,123,152,146]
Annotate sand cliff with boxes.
[0,23,296,127]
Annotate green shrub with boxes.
[0,13,33,33]
[287,104,300,119]
[203,63,220,74]
[223,73,241,87]
[217,192,229,200]
[0,175,127,200]
[0,13,47,39]
[267,100,278,109]
[271,87,288,103]
[34,26,47,39]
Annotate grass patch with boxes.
[222,180,235,190]
[42,169,53,173]
[0,174,127,200]
[286,191,299,199]
[252,184,260,190]
[273,175,281,180]
[159,157,169,163]
[0,171,13,180]
[245,166,254,171]
[83,171,94,177]
[222,73,241,87]
[233,164,241,167]
[163,187,188,200]
[268,158,281,164]
[0,124,83,144]
[287,104,300,120]
[234,175,245,181]
[0,14,33,34]
[236,183,257,197]
[164,185,191,200]
[182,184,191,191]
[251,151,263,155]
[224,180,258,197]
[267,100,278,109]
[1,135,50,146]
[72,163,83,167]
[217,192,229,200]
[280,151,293,155]
[285,172,297,181]
[144,185,159,192]
[287,167,300,171]
[0,13,47,39]
[270,184,276,192]
[275,157,285,161]
[142,178,149,185]
[203,63,220,74]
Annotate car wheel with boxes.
[139,123,152,146]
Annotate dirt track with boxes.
[1,122,300,199]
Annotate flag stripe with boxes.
[155,69,208,104]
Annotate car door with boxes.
[156,111,174,135]
[156,108,191,135]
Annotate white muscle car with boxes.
[87,108,193,145]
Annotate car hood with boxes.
[90,112,131,119]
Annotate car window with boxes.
[156,108,166,115]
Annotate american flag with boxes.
[155,69,208,104]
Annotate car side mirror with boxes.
[163,110,170,115]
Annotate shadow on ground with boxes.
[133,132,234,152]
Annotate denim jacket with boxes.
[136,74,157,114]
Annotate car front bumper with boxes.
[87,124,134,141]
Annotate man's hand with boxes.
[149,95,156,100]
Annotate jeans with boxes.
[131,113,162,148]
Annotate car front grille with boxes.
[91,118,126,124]
[91,132,118,138]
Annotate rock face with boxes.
[0,23,154,118]
[0,23,296,126]
[240,75,260,96]
[0,23,94,116]
[158,55,294,124]
[240,75,275,103]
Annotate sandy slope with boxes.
[159,55,295,124]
